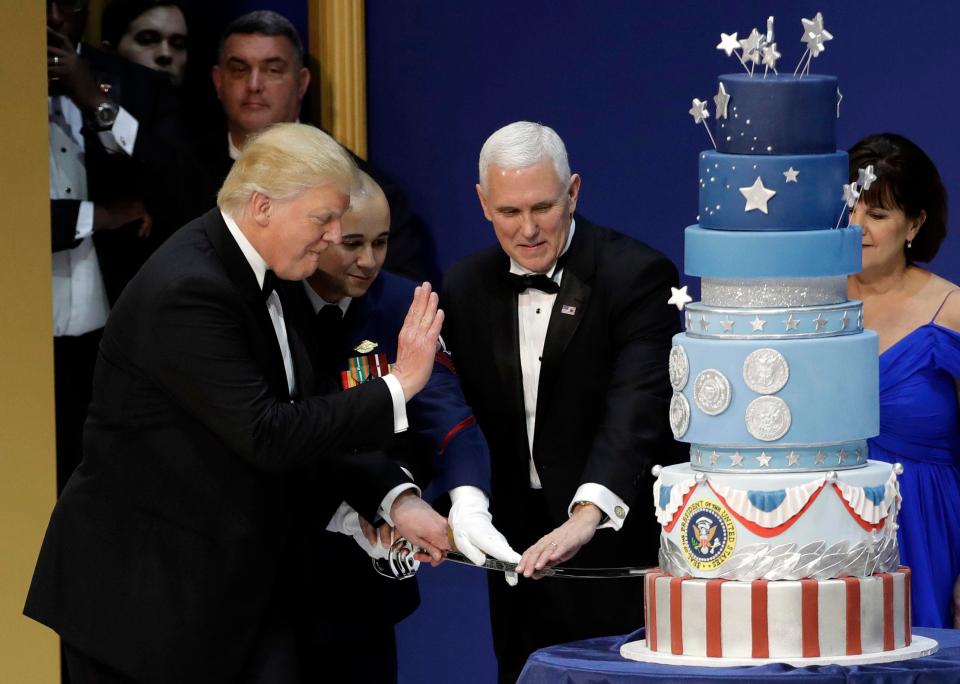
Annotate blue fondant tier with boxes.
[689,441,869,472]
[698,150,847,231]
[715,74,838,155]
[685,225,862,278]
[670,331,879,446]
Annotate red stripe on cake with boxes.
[706,579,724,657]
[751,580,769,658]
[880,572,895,650]
[901,566,912,645]
[800,579,820,657]
[842,577,862,655]
[646,571,658,650]
[670,577,684,655]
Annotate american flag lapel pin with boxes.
[561,304,577,316]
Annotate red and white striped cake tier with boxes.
[644,567,912,658]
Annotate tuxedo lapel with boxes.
[491,268,529,448]
[204,211,290,396]
[535,221,595,443]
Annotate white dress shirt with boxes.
[513,218,628,530]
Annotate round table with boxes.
[518,627,960,683]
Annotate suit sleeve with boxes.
[578,255,682,508]
[51,200,83,251]
[140,275,401,478]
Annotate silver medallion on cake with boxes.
[745,396,792,441]
[693,369,731,416]
[669,392,691,439]
[742,348,789,394]
[669,345,690,391]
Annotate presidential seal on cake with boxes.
[620,13,938,666]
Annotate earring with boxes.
[907,240,913,249]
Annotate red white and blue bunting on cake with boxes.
[654,471,900,536]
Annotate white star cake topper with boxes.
[689,98,709,125]
[716,32,740,57]
[668,286,693,311]
[800,12,833,57]
[713,82,731,120]
[858,164,877,191]
[739,176,777,214]
[783,167,799,183]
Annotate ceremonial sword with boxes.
[373,540,653,580]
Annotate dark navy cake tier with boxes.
[715,74,838,155]
[698,150,846,231]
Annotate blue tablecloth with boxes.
[518,628,960,683]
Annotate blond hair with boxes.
[217,123,357,215]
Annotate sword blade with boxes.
[445,551,652,579]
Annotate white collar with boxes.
[227,132,242,161]
[221,209,270,290]
[508,216,576,277]
[302,280,351,316]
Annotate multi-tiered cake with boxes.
[622,22,936,665]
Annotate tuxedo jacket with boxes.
[25,209,411,683]
[441,215,683,567]
[51,45,202,303]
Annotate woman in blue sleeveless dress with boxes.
[848,133,960,628]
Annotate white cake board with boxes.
[620,635,938,668]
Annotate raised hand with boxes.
[391,283,444,401]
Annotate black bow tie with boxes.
[316,303,344,325]
[261,270,277,300]
[506,272,560,295]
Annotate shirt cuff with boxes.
[382,374,408,433]
[569,483,629,531]
[378,482,421,527]
[96,106,138,156]
[75,201,94,241]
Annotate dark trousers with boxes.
[63,644,139,684]
[53,329,102,494]
[488,489,646,684]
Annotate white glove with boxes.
[326,501,391,560]
[448,485,521,586]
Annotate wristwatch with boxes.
[91,99,119,131]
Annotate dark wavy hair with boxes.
[848,133,948,263]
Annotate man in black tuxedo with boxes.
[441,121,682,682]
[26,123,450,684]
[196,10,438,283]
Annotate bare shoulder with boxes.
[930,273,960,332]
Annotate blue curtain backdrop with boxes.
[363,2,960,682]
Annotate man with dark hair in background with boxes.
[197,10,438,283]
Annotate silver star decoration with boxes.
[716,32,740,57]
[700,315,710,331]
[750,315,766,332]
[858,309,864,328]
[838,448,848,464]
[784,314,800,330]
[761,43,781,70]
[787,451,800,466]
[814,450,826,465]
[740,176,777,214]
[813,314,828,331]
[836,88,843,118]
[841,311,850,329]
[720,317,734,333]
[714,82,731,120]
[757,452,772,467]
[686,312,693,329]
[668,286,693,311]
[689,98,710,125]
[801,12,833,57]
[858,165,877,191]
[694,449,702,465]
[784,167,799,183]
[739,28,763,64]
[855,447,863,463]
[710,450,720,465]
[842,182,861,209]
[730,450,744,467]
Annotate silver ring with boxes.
[52,55,60,66]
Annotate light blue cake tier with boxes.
[689,441,868,472]
[715,74,837,155]
[684,300,863,339]
[669,331,878,446]
[685,225,862,278]
[698,150,847,231]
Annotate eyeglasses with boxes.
[48,0,87,14]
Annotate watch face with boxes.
[96,102,119,128]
